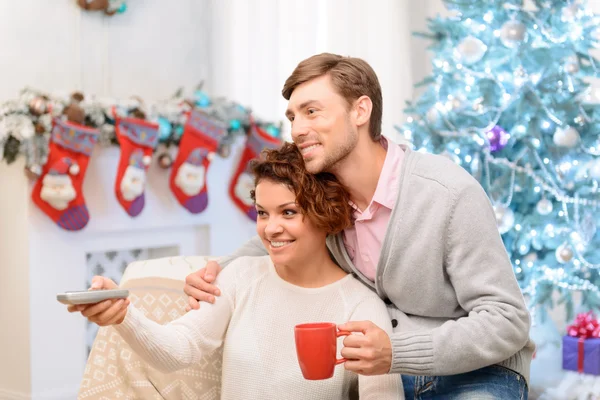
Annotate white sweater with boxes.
[115,256,403,400]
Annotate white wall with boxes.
[210,0,416,142]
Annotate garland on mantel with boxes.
[76,0,127,16]
[0,84,282,178]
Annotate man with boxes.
[184,53,535,398]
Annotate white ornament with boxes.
[536,198,553,215]
[69,164,80,176]
[552,126,580,148]
[555,242,574,264]
[500,20,527,48]
[535,197,554,215]
[589,159,600,180]
[455,36,488,65]
[142,155,152,167]
[426,107,439,124]
[493,204,515,234]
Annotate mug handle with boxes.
[335,330,351,365]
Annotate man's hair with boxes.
[282,53,383,141]
[249,142,352,235]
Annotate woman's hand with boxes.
[67,276,130,326]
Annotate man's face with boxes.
[286,75,358,174]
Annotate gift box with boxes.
[562,335,600,375]
[562,312,600,376]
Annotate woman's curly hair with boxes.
[249,142,352,235]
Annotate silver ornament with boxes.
[493,204,515,234]
[561,3,580,22]
[553,126,580,148]
[555,242,574,264]
[588,159,600,180]
[536,198,553,215]
[500,20,527,48]
[455,36,488,65]
[158,153,173,169]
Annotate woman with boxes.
[69,142,403,400]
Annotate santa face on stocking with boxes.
[174,162,206,196]
[233,167,255,207]
[174,147,208,197]
[39,157,80,210]
[120,150,149,201]
[40,173,76,210]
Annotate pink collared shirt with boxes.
[342,138,404,281]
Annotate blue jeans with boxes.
[401,365,528,400]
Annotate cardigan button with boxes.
[391,319,398,328]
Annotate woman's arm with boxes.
[114,268,237,374]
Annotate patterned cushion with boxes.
[78,276,223,400]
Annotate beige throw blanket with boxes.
[78,277,223,400]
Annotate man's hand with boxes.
[338,321,393,376]
[67,276,130,326]
[184,260,223,311]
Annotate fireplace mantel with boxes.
[0,139,256,399]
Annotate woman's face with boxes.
[254,179,327,267]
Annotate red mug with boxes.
[294,322,351,380]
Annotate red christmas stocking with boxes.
[113,108,159,217]
[169,109,226,213]
[31,118,99,231]
[229,123,281,220]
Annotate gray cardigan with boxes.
[222,145,535,384]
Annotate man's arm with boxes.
[185,235,267,309]
[388,181,532,376]
[344,297,404,399]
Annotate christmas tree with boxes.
[400,0,600,321]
